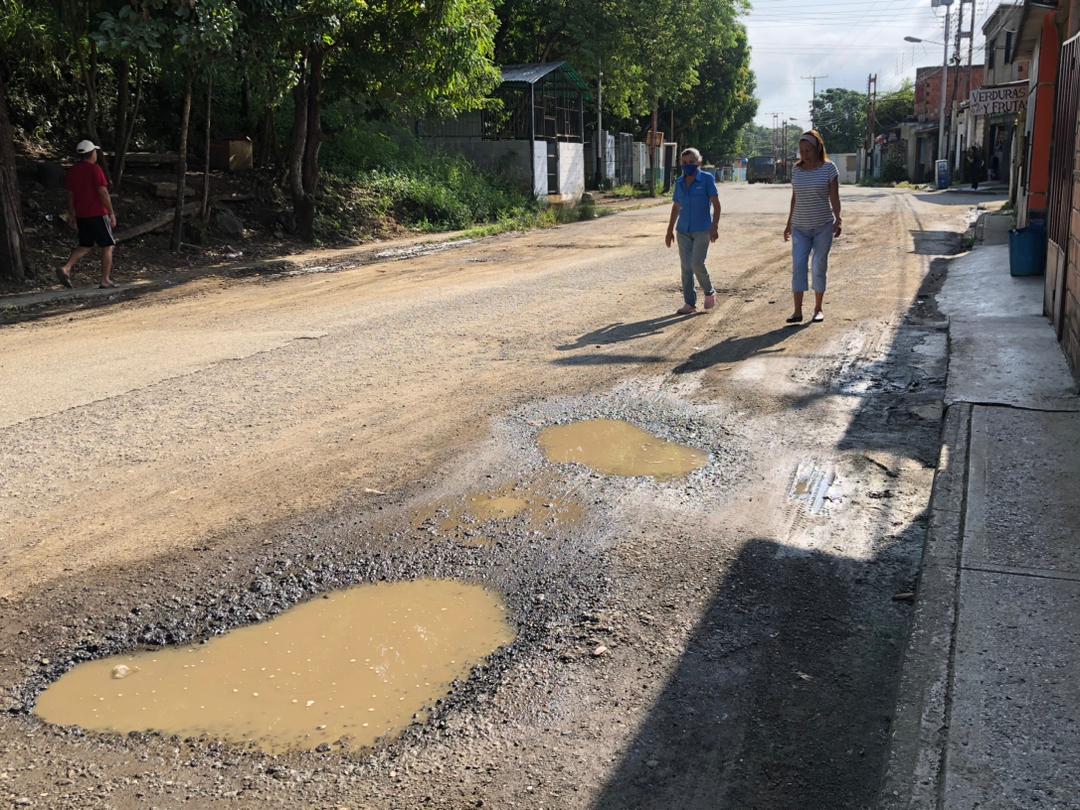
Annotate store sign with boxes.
[970,84,1027,115]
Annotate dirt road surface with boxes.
[0,185,978,808]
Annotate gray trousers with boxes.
[676,230,715,307]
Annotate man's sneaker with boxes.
[676,304,697,315]
[703,294,716,310]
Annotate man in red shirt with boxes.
[57,140,118,289]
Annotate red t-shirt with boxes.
[67,160,109,218]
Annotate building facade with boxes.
[1012,0,1080,377]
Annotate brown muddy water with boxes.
[467,493,530,521]
[34,581,514,753]
[538,419,707,480]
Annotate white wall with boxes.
[532,142,548,198]
[630,143,647,185]
[832,153,859,184]
[558,142,585,201]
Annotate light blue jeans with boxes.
[791,223,834,293]
[676,230,716,307]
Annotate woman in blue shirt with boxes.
[665,147,721,315]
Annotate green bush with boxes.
[317,117,536,238]
[881,155,908,184]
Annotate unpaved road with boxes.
[0,185,983,808]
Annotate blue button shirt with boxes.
[672,171,718,233]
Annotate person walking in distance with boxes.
[783,130,841,324]
[665,147,720,315]
[57,140,118,289]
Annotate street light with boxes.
[904,36,944,46]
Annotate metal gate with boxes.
[1048,32,1079,335]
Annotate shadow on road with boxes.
[594,248,954,808]
[552,353,667,367]
[913,191,1007,207]
[593,524,926,810]
[672,325,806,374]
[556,313,696,352]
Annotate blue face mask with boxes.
[682,164,699,177]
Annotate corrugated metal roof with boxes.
[500,61,588,90]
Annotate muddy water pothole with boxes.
[538,419,707,480]
[34,580,514,753]
[415,485,586,547]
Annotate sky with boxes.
[742,0,1004,130]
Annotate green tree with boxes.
[258,0,499,241]
[166,0,240,251]
[92,0,169,187]
[0,0,56,281]
[673,23,757,160]
[733,120,800,160]
[874,80,914,132]
[812,87,866,154]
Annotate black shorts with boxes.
[76,216,116,248]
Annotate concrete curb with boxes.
[877,402,971,810]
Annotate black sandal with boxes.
[56,269,73,289]
[785,313,803,324]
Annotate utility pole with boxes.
[596,60,603,188]
[866,73,877,178]
[802,74,827,129]
[945,0,966,171]
[931,0,952,162]
[960,0,976,177]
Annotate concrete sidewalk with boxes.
[880,245,1080,809]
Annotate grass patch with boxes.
[315,117,538,241]
[608,184,649,199]
[459,201,614,239]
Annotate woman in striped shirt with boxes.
[783,130,842,324]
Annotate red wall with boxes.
[915,66,986,119]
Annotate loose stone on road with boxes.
[0,185,982,808]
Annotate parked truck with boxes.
[747,155,776,184]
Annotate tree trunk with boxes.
[113,59,129,178]
[115,62,143,190]
[171,72,193,252]
[0,74,27,282]
[240,69,252,134]
[298,47,323,242]
[201,71,213,222]
[649,100,658,196]
[288,50,312,240]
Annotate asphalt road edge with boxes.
[877,401,972,810]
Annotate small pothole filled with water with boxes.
[34,580,514,753]
[538,419,708,480]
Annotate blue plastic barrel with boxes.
[935,160,951,189]
[1009,219,1047,277]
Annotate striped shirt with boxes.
[791,161,839,229]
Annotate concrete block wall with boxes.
[425,137,533,194]
[1064,126,1080,378]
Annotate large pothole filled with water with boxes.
[34,580,514,753]
[538,418,709,480]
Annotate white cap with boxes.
[75,140,99,154]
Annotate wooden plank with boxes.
[113,192,247,242]
[105,151,179,166]
[126,177,195,199]
[115,202,198,242]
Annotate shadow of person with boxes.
[557,312,698,352]
[673,325,805,374]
